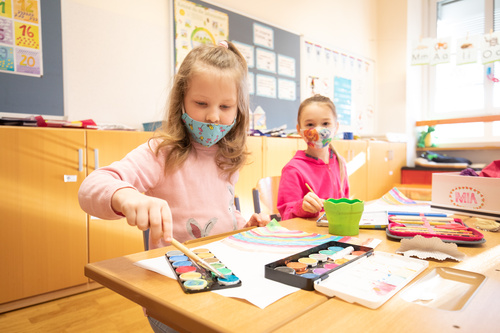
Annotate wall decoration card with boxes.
[301,38,376,135]
[0,0,43,76]
[0,0,62,116]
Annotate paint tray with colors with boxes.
[314,252,429,309]
[264,241,374,290]
[165,248,242,294]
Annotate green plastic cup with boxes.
[324,198,364,236]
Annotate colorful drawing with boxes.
[222,221,378,253]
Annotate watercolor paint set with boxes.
[313,252,429,309]
[165,248,242,294]
[264,241,374,291]
[265,241,429,309]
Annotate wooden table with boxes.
[85,218,500,333]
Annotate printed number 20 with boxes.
[20,54,35,67]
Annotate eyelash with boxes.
[195,102,232,110]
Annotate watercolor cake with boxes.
[165,248,242,294]
[265,241,374,290]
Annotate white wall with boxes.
[58,0,383,131]
[61,0,171,129]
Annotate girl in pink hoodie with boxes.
[277,95,349,220]
[79,41,269,249]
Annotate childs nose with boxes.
[206,108,220,124]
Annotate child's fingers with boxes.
[161,205,173,243]
[304,193,323,211]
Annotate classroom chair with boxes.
[252,176,282,221]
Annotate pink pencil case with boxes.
[386,216,484,243]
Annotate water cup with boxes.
[324,198,364,236]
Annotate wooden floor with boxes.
[0,287,151,332]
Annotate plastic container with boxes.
[324,198,364,236]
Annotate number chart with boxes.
[0,0,42,76]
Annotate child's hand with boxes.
[302,192,324,214]
[245,213,271,227]
[111,188,173,244]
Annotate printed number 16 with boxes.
[19,25,34,38]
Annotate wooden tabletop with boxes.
[85,218,500,333]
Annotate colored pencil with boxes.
[391,219,453,226]
[390,215,456,222]
[387,211,449,217]
[171,239,226,279]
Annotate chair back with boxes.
[253,176,281,216]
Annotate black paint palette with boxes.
[265,241,374,290]
[165,248,242,294]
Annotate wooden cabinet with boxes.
[0,127,88,304]
[0,127,155,308]
[235,136,264,219]
[86,131,152,263]
[262,137,300,178]
[332,140,368,201]
[366,141,407,200]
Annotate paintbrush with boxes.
[171,239,227,279]
[305,183,326,202]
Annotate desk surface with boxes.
[85,218,500,333]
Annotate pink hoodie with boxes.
[277,149,349,220]
[78,139,246,250]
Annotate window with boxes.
[426,0,500,145]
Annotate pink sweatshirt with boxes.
[277,149,349,220]
[78,139,246,250]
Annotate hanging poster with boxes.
[173,0,229,71]
[0,0,43,76]
[333,76,352,126]
[302,38,376,134]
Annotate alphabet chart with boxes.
[0,0,43,76]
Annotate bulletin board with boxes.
[173,0,301,130]
[0,0,63,116]
[301,39,376,135]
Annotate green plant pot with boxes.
[324,198,364,236]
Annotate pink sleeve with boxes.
[277,165,319,221]
[78,142,163,220]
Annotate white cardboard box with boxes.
[432,172,500,219]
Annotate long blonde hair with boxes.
[153,41,249,178]
[297,94,346,193]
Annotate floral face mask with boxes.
[300,127,334,149]
[181,112,235,147]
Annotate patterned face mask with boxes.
[181,112,235,147]
[300,127,334,149]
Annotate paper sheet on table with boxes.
[134,240,301,309]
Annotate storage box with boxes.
[432,172,500,219]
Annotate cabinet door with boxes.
[366,141,406,201]
[388,142,406,189]
[235,136,263,219]
[332,140,368,201]
[86,131,152,262]
[263,137,300,178]
[0,127,87,304]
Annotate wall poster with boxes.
[173,0,229,71]
[0,0,43,76]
